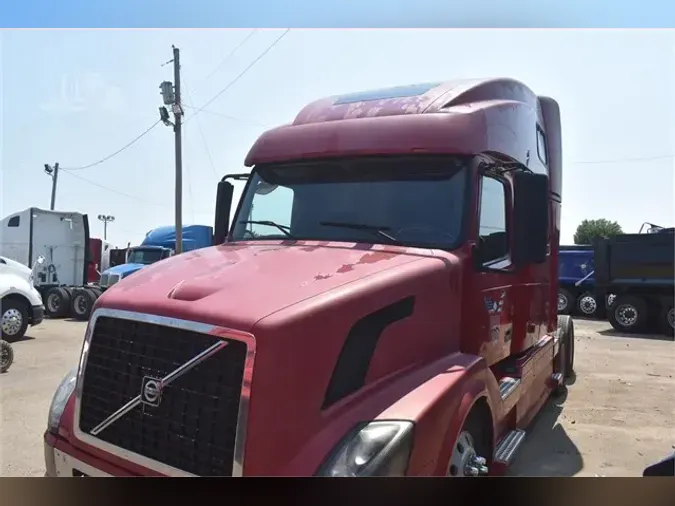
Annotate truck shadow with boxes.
[3,334,36,344]
[598,329,673,343]
[507,391,584,476]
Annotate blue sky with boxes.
[1,0,673,28]
[2,29,674,247]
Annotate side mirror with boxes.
[214,180,235,245]
[511,171,549,267]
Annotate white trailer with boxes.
[0,208,98,318]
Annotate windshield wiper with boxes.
[320,221,400,244]
[238,220,295,240]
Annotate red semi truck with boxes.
[44,78,573,477]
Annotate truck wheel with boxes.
[70,289,97,321]
[88,286,103,298]
[608,295,647,333]
[446,408,491,477]
[45,288,71,318]
[0,340,14,373]
[576,291,598,318]
[554,315,575,396]
[557,289,573,315]
[1,298,29,340]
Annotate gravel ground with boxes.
[1,317,673,477]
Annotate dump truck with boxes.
[594,228,674,336]
[44,78,573,477]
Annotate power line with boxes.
[181,104,270,128]
[59,168,168,207]
[195,29,259,89]
[61,120,161,171]
[186,29,290,124]
[183,78,219,180]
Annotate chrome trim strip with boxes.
[73,307,256,477]
[91,340,229,436]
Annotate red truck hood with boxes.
[97,241,430,330]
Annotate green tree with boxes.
[573,219,623,245]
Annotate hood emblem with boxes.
[141,376,163,407]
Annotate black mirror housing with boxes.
[214,180,234,245]
[512,171,549,267]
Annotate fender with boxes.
[278,352,485,477]
[375,355,492,476]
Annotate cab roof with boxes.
[244,77,551,170]
[292,78,542,126]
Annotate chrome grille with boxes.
[78,315,247,476]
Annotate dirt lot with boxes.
[0,317,673,477]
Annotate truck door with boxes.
[470,174,515,366]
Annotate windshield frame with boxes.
[227,155,473,251]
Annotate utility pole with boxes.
[173,46,183,254]
[159,46,184,254]
[44,163,60,210]
[98,214,115,240]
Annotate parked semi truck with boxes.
[557,244,599,317]
[594,228,674,337]
[44,78,575,477]
[70,225,213,321]
[0,208,109,320]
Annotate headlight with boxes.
[316,420,414,477]
[47,367,78,434]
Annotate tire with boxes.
[446,406,491,477]
[557,288,574,315]
[554,315,575,396]
[1,298,30,341]
[88,286,103,298]
[576,291,598,318]
[44,287,71,318]
[0,340,14,373]
[70,288,97,321]
[608,295,648,333]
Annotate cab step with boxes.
[494,429,526,466]
[498,377,521,401]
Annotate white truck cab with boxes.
[1,255,46,340]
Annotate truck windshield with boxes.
[127,248,165,265]
[231,156,468,249]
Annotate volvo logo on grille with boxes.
[141,376,163,407]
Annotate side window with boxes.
[247,184,294,238]
[536,126,548,166]
[7,216,20,227]
[478,177,509,263]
